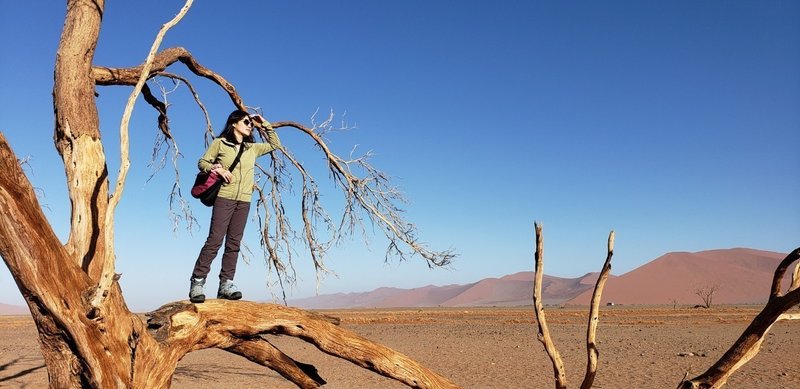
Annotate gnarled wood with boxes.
[146,300,459,388]
[0,131,147,387]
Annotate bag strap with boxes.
[227,143,246,171]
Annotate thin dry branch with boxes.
[275,149,336,280]
[272,120,455,269]
[153,71,215,143]
[140,83,170,139]
[145,77,198,233]
[253,183,295,302]
[252,143,339,298]
[532,222,567,389]
[580,231,614,389]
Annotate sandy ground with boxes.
[1,305,799,388]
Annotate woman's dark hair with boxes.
[218,109,254,144]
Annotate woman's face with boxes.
[232,116,253,140]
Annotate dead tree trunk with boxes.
[0,1,458,387]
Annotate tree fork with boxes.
[532,223,614,389]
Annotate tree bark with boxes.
[54,0,110,277]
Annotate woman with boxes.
[189,110,281,303]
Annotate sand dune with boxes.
[566,248,788,305]
[291,248,789,308]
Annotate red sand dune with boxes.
[566,248,788,305]
[291,248,790,309]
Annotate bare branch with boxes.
[143,78,199,233]
[153,71,215,144]
[271,120,455,269]
[140,83,170,140]
[580,230,614,389]
[531,222,567,389]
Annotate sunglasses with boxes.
[242,118,252,126]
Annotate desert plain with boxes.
[1,305,799,388]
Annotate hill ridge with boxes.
[289,248,787,309]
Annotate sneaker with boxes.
[217,279,242,300]
[189,277,206,303]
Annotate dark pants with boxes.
[191,197,250,282]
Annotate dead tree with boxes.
[532,223,800,389]
[532,222,615,389]
[0,1,457,387]
[694,285,720,309]
[679,248,800,389]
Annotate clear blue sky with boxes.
[1,1,798,312]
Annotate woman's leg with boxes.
[191,197,237,279]
[219,200,251,282]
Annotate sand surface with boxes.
[1,305,799,388]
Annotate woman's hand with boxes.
[250,114,272,130]
[212,166,233,183]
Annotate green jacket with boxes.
[198,130,281,202]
